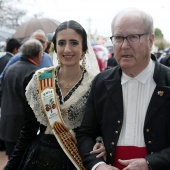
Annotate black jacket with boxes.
[77,55,170,170]
[0,52,13,74]
[0,57,39,142]
[160,55,170,68]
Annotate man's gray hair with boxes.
[21,39,43,59]
[30,29,48,41]
[111,8,154,35]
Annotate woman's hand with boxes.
[90,142,106,160]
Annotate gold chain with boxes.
[63,81,71,89]
[59,69,82,90]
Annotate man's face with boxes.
[33,33,47,51]
[112,12,154,77]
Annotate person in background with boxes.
[4,20,106,170]
[95,52,103,72]
[0,31,53,152]
[0,39,43,158]
[45,41,52,54]
[0,38,21,74]
[0,29,53,85]
[0,38,21,151]
[160,51,170,67]
[105,52,118,70]
[77,8,170,170]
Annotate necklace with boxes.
[60,69,82,90]
[61,74,72,89]
[64,81,71,89]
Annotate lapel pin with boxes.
[157,91,164,96]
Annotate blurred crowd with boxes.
[0,28,170,168]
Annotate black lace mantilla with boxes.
[55,67,87,104]
[54,66,91,129]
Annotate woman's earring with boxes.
[57,57,61,65]
[82,56,86,69]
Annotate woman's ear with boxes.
[81,52,85,59]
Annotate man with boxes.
[0,39,43,158]
[77,8,170,170]
[0,38,21,151]
[0,29,53,85]
[0,30,53,152]
[105,53,118,70]
[0,38,21,74]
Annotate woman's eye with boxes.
[58,41,65,46]
[71,40,79,45]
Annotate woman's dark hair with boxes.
[52,20,88,53]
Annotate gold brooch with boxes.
[157,91,164,96]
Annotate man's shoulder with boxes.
[9,52,21,63]
[7,60,36,71]
[40,52,53,68]
[0,52,6,58]
[160,55,170,66]
[43,52,52,59]
[0,53,11,60]
[96,66,120,80]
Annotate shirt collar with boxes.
[6,52,13,56]
[121,59,155,85]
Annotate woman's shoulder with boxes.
[33,66,57,77]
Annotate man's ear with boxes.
[36,52,43,65]
[149,33,155,50]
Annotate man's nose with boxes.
[121,38,130,48]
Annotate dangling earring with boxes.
[57,57,61,66]
[82,56,86,69]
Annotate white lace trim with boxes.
[25,66,94,134]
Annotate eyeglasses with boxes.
[110,33,149,45]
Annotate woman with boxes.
[4,20,104,170]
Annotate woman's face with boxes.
[56,28,84,68]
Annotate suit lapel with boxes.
[104,78,124,117]
[145,86,170,126]
[145,59,170,125]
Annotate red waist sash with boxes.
[113,146,147,170]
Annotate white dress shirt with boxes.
[118,59,156,146]
[92,59,156,170]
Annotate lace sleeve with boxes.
[25,70,49,127]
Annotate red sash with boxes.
[113,146,147,170]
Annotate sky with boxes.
[16,0,170,42]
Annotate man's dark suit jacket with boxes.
[0,52,13,74]
[77,55,170,170]
[0,57,39,143]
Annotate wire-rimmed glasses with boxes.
[110,33,149,45]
